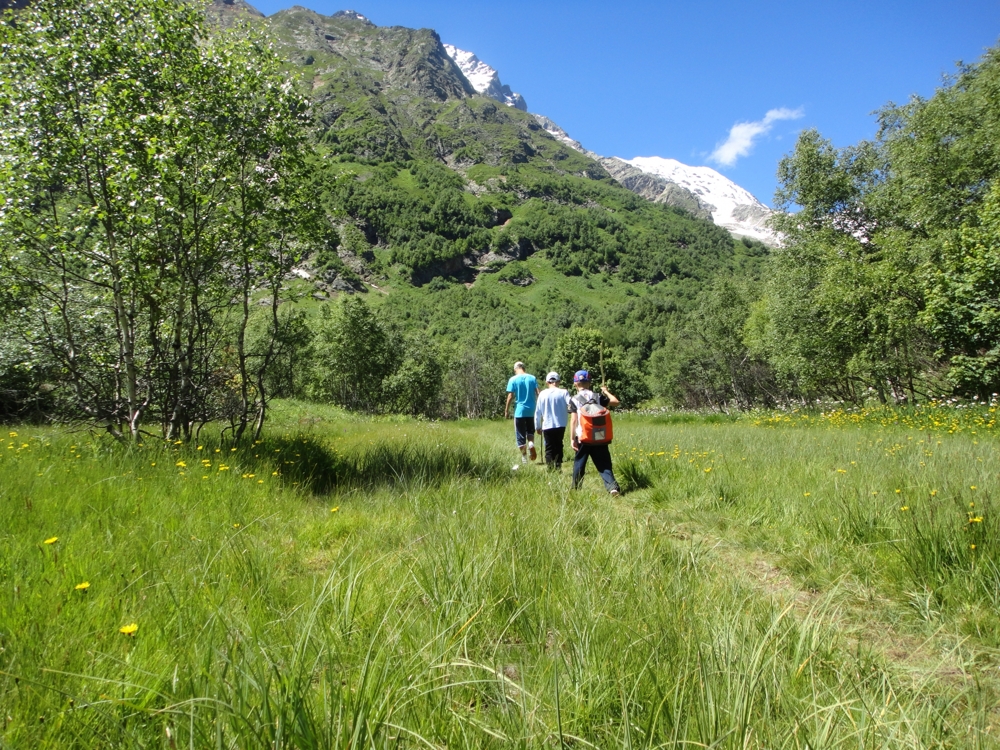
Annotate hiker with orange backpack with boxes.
[568,370,621,495]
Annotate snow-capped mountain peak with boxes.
[622,157,775,242]
[443,44,527,112]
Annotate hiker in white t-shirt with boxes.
[534,371,570,470]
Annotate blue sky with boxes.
[250,0,999,206]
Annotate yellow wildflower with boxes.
[970,485,977,490]
[75,581,90,591]
[176,461,187,468]
[900,506,909,511]
[43,537,58,545]
[119,623,138,636]
[330,507,339,513]
[930,490,937,496]
[803,492,811,497]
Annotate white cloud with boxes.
[710,107,804,167]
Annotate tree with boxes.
[550,328,649,408]
[0,0,316,440]
[650,277,778,409]
[765,128,929,403]
[307,298,403,412]
[922,180,1000,395]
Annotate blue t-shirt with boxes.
[506,373,538,418]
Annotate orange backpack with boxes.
[576,399,613,445]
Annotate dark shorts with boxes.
[514,417,535,447]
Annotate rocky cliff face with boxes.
[205,0,264,28]
[442,45,527,111]
[259,7,602,175]
[266,7,475,103]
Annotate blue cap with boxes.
[574,370,591,384]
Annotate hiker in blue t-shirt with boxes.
[504,361,539,464]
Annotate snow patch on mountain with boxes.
[443,44,527,111]
[528,113,777,243]
[623,157,776,243]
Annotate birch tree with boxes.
[0,0,317,440]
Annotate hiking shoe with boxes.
[521,454,528,464]
[609,489,620,497]
[528,441,537,461]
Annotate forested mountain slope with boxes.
[223,3,769,383]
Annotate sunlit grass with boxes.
[1,402,998,747]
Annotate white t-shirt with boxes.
[534,387,570,430]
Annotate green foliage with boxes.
[308,298,404,413]
[922,180,1000,394]
[0,0,317,439]
[649,276,777,409]
[550,328,650,408]
[763,45,1000,403]
[495,262,534,285]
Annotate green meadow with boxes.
[2,402,999,748]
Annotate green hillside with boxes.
[237,4,768,374]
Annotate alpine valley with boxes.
[206,1,773,388]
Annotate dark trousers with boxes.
[542,427,565,469]
[572,443,619,492]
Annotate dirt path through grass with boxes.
[620,497,1000,738]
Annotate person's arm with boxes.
[504,391,513,419]
[569,412,579,451]
[601,385,620,408]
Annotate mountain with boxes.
[439,46,778,243]
[622,157,775,243]
[528,113,777,243]
[443,45,527,111]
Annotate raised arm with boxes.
[601,385,620,408]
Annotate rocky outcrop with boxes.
[443,44,528,111]
[206,0,264,26]
[266,7,475,102]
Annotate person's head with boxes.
[545,371,560,387]
[573,370,591,390]
[513,361,525,374]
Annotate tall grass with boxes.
[1,403,998,747]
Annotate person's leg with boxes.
[571,443,590,489]
[551,427,565,470]
[590,444,620,494]
[543,428,556,468]
[514,418,529,462]
[543,427,564,470]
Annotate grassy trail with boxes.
[2,402,999,747]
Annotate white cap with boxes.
[546,371,560,382]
